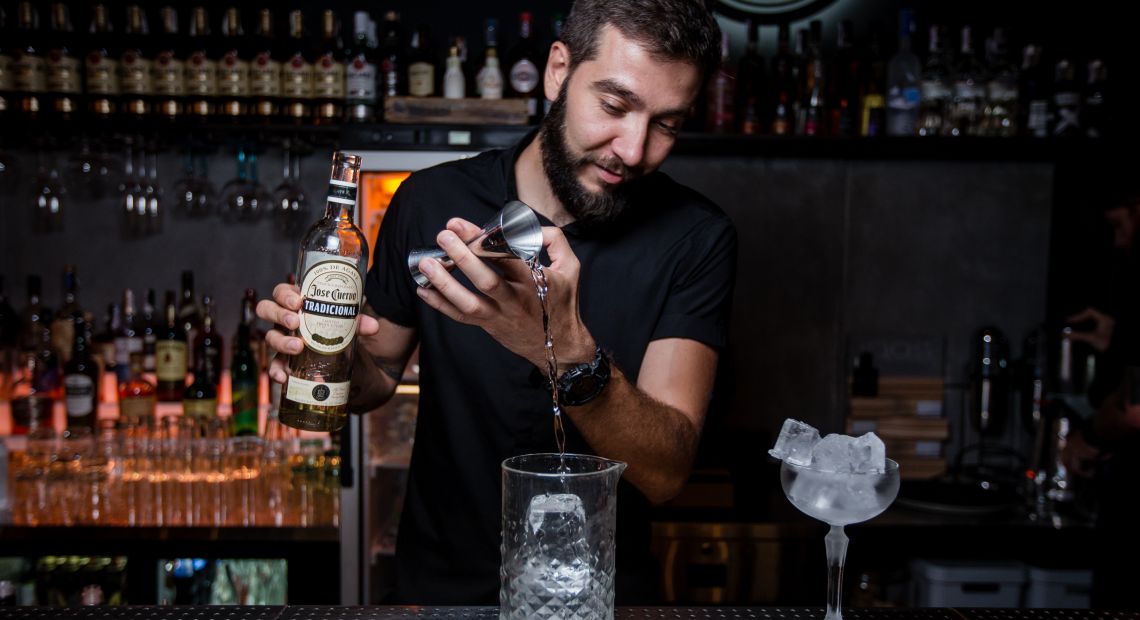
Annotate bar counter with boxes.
[0,607,1134,619]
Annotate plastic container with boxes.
[1025,566,1092,608]
[911,559,1026,607]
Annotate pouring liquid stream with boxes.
[529,260,568,472]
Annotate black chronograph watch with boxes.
[556,346,611,407]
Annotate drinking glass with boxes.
[31,149,66,234]
[172,149,216,218]
[118,138,145,238]
[226,436,264,527]
[220,147,268,223]
[272,142,309,237]
[780,459,900,620]
[67,134,119,201]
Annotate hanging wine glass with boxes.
[118,137,145,237]
[31,147,66,234]
[272,140,309,237]
[142,145,164,235]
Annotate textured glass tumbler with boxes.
[500,453,626,620]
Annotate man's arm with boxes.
[564,337,716,504]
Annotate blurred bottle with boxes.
[982,28,1018,137]
[737,18,765,135]
[19,274,49,355]
[151,6,185,122]
[183,354,218,420]
[141,288,159,373]
[769,23,795,136]
[156,290,188,402]
[249,8,280,122]
[1083,58,1108,138]
[791,28,808,135]
[0,275,20,399]
[443,46,465,99]
[94,303,120,378]
[407,24,435,98]
[800,20,826,136]
[1051,58,1081,136]
[971,326,1009,437]
[10,1,45,119]
[215,6,249,120]
[178,270,202,367]
[378,11,405,100]
[10,351,54,435]
[237,287,267,370]
[705,31,735,134]
[50,265,83,364]
[45,2,80,122]
[280,9,313,123]
[118,351,155,422]
[828,20,860,137]
[948,25,985,137]
[64,317,100,433]
[477,18,503,99]
[885,8,920,136]
[507,12,541,122]
[859,21,888,137]
[114,289,143,382]
[918,24,951,137]
[345,11,378,122]
[183,5,215,121]
[119,4,153,119]
[1018,44,1049,137]
[193,294,224,390]
[85,3,118,120]
[231,320,259,437]
[313,9,346,124]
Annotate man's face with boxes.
[540,26,701,230]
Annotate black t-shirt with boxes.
[365,132,737,605]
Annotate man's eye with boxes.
[600,101,622,115]
[656,120,680,135]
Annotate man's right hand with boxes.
[1065,306,1115,353]
[255,282,383,384]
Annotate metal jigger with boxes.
[408,200,543,288]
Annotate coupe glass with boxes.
[780,458,900,620]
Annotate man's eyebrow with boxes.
[591,78,689,118]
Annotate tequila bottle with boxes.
[279,152,368,433]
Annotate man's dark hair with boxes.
[560,0,722,83]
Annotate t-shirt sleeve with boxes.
[364,178,423,328]
[651,216,738,349]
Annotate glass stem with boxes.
[825,524,848,620]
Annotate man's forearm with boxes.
[564,366,701,504]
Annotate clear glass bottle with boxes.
[85,3,118,119]
[279,152,368,433]
[280,9,313,122]
[119,4,153,118]
[183,5,215,120]
[885,8,920,136]
[215,6,249,119]
[948,25,986,137]
[344,10,378,122]
[249,8,280,121]
[918,24,951,137]
[313,9,346,123]
[151,6,184,121]
[982,28,1018,137]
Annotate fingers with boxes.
[273,283,303,309]
[268,355,290,384]
[357,313,381,337]
[415,282,474,325]
[445,217,484,239]
[542,226,579,274]
[265,328,304,356]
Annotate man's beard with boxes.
[540,84,636,232]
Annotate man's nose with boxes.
[611,119,649,169]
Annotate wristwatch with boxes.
[557,346,611,407]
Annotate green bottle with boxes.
[230,322,259,436]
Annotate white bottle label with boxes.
[408,62,435,97]
[65,375,96,416]
[298,258,363,355]
[345,57,377,100]
[509,59,538,94]
[156,340,188,382]
[285,376,350,407]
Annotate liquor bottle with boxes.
[769,23,795,136]
[19,274,48,354]
[917,24,950,137]
[193,294,224,390]
[0,276,19,396]
[507,12,540,122]
[156,291,188,401]
[237,288,267,372]
[151,6,184,121]
[859,22,888,137]
[800,20,826,136]
[118,351,156,422]
[50,265,82,364]
[45,3,81,121]
[141,288,159,373]
[120,4,153,118]
[1051,58,1081,137]
[705,31,735,134]
[736,18,765,135]
[407,25,435,97]
[85,3,119,119]
[1083,59,1107,138]
[114,289,144,382]
[64,317,100,434]
[216,6,249,119]
[10,351,54,435]
[948,25,985,137]
[443,46,465,99]
[345,11,378,122]
[1019,44,1049,138]
[249,8,280,121]
[94,303,120,377]
[378,11,405,101]
[476,18,502,99]
[281,9,314,122]
[178,270,202,357]
[183,6,216,120]
[313,10,346,124]
[454,36,472,98]
[982,28,1017,137]
[827,20,860,138]
[1,8,11,117]
[791,28,808,134]
[231,321,259,437]
[279,152,368,433]
[885,8,920,136]
[183,352,218,420]
[10,1,45,118]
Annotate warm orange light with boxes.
[361,172,413,269]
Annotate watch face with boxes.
[568,374,602,401]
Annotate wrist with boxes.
[556,346,612,407]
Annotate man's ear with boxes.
[544,41,571,102]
